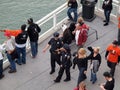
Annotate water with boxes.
[0,0,66,43]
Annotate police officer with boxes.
[54,44,72,83]
[43,32,63,74]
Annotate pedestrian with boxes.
[73,17,89,49]
[100,72,115,90]
[87,46,101,84]
[62,28,73,44]
[105,40,120,76]
[43,32,63,74]
[117,13,120,45]
[15,24,28,65]
[27,18,41,58]
[0,44,5,79]
[73,48,88,90]
[54,44,72,83]
[102,0,113,26]
[4,32,17,73]
[79,81,86,90]
[67,0,78,22]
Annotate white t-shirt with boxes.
[5,37,15,51]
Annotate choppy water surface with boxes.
[0,0,66,43]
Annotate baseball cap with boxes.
[53,32,59,37]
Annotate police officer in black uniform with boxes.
[43,32,63,74]
[54,44,72,83]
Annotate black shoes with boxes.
[49,70,55,74]
[104,23,108,26]
[8,69,17,73]
[103,20,106,22]
[0,74,4,79]
[54,79,60,83]
[64,78,71,82]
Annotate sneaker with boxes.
[73,87,79,90]
[0,74,4,79]
[49,70,55,74]
[104,23,108,26]
[64,78,71,82]
[8,70,17,73]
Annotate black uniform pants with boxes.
[50,53,61,72]
[107,61,117,76]
[55,66,71,81]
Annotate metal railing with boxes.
[2,0,120,69]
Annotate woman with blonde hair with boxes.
[87,46,101,84]
[73,17,89,48]
[73,48,88,90]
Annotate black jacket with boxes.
[15,31,28,44]
[27,23,41,42]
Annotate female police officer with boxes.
[54,44,72,82]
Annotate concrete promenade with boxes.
[0,16,120,90]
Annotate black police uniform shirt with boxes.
[61,51,72,67]
[48,38,63,53]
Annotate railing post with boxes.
[53,14,57,28]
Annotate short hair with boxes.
[27,18,33,23]
[103,72,112,77]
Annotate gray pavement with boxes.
[0,16,120,90]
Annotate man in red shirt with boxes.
[105,40,120,76]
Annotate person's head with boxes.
[112,40,118,47]
[53,32,59,40]
[4,31,11,39]
[93,47,100,53]
[78,48,86,57]
[69,22,76,31]
[77,17,84,25]
[61,43,71,52]
[79,82,86,90]
[27,18,33,24]
[21,24,27,31]
[103,72,112,80]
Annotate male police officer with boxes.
[43,32,63,74]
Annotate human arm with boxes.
[42,44,50,53]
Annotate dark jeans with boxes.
[118,29,120,45]
[0,60,3,76]
[16,46,26,64]
[30,41,38,57]
[104,10,111,23]
[77,68,87,86]
[67,8,78,22]
[55,66,71,81]
[50,53,61,72]
[6,53,16,71]
[107,61,117,76]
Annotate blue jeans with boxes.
[30,41,38,57]
[77,68,87,86]
[0,60,3,75]
[90,70,97,83]
[104,10,111,23]
[67,8,78,22]
[16,46,26,64]
[6,53,16,70]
